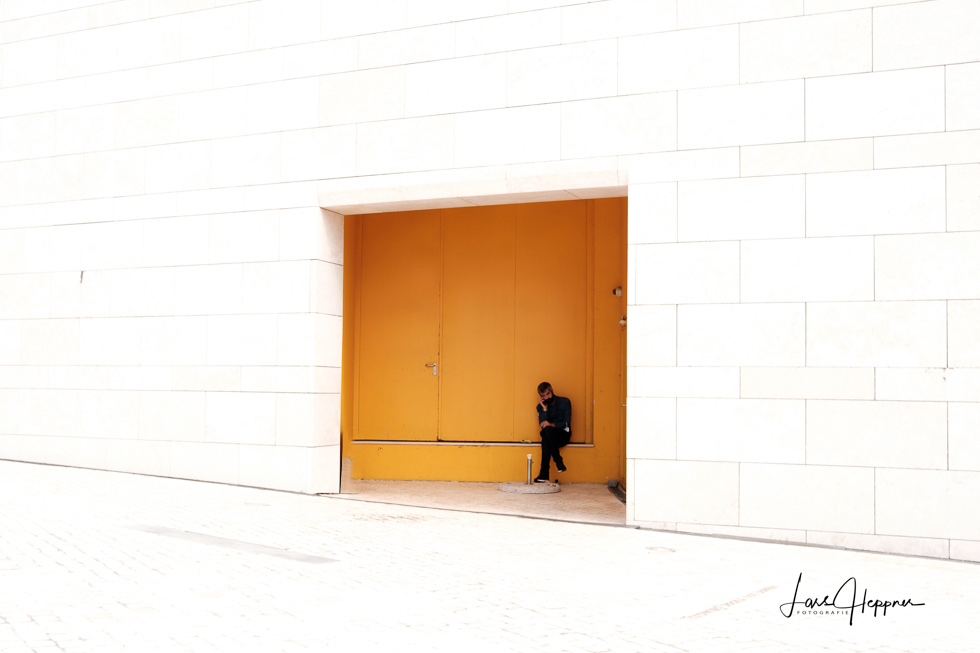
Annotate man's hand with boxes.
[539,420,554,429]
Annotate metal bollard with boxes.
[526,453,533,485]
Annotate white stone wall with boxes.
[1,0,978,558]
[622,0,980,562]
[0,0,344,493]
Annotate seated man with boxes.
[535,381,571,483]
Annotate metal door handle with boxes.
[425,363,437,376]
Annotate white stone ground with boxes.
[0,460,977,652]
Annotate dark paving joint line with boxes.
[132,525,336,564]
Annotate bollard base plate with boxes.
[498,481,560,494]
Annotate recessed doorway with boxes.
[340,198,626,484]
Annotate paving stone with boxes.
[0,461,977,652]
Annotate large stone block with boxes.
[677,398,805,464]
[807,301,947,367]
[807,400,948,469]
[806,67,944,140]
[740,10,871,83]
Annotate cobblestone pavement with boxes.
[1,461,978,652]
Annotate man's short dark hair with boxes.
[537,382,552,394]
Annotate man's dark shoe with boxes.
[534,477,550,483]
[556,461,567,473]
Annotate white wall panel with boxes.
[137,395,207,443]
[247,0,321,50]
[179,4,249,61]
[321,0,408,40]
[634,367,739,399]
[625,305,676,367]
[562,0,675,43]
[947,63,980,132]
[283,38,358,79]
[740,10,871,83]
[140,316,208,366]
[1,113,57,161]
[948,164,980,232]
[677,176,804,242]
[677,0,802,29]
[210,135,282,188]
[147,59,212,97]
[877,368,980,403]
[678,304,805,367]
[115,97,179,149]
[143,216,209,268]
[173,265,243,316]
[950,403,980,472]
[741,463,874,533]
[208,211,280,265]
[18,390,78,437]
[740,138,872,177]
[561,93,676,160]
[740,367,874,400]
[57,25,117,79]
[806,167,945,237]
[205,391,276,445]
[20,319,78,365]
[355,116,453,176]
[677,398,805,464]
[625,398,675,459]
[169,441,238,485]
[243,261,311,314]
[949,301,980,368]
[455,9,559,58]
[1,36,58,86]
[280,126,357,182]
[178,88,249,142]
[618,25,737,95]
[83,148,144,198]
[741,236,873,303]
[628,148,739,184]
[805,0,922,12]
[171,367,241,393]
[627,182,676,244]
[455,105,560,168]
[679,81,803,149]
[506,40,617,107]
[145,142,212,194]
[110,268,175,317]
[807,400,947,469]
[79,318,141,366]
[877,232,980,301]
[635,241,739,304]
[246,79,319,134]
[873,129,980,169]
[78,390,139,440]
[206,315,278,366]
[106,439,171,477]
[807,301,947,367]
[633,459,739,525]
[115,15,181,69]
[873,0,980,71]
[358,23,454,68]
[806,68,944,140]
[0,273,50,320]
[407,54,506,117]
[877,469,980,540]
[319,66,405,126]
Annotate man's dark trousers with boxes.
[538,425,570,480]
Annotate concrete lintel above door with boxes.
[317,158,627,215]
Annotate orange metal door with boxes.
[354,210,441,441]
[513,201,588,442]
[439,206,517,441]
